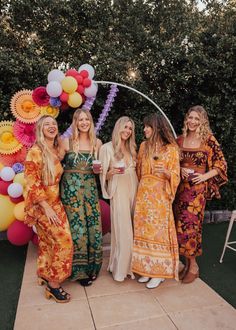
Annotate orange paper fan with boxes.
[0,145,27,166]
[10,89,42,123]
[0,121,23,155]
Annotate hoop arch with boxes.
[95,80,177,138]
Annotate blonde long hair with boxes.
[71,108,96,153]
[143,113,177,158]
[35,115,59,185]
[182,105,212,142]
[112,116,137,160]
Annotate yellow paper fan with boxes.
[40,105,59,118]
[10,89,42,123]
[0,121,23,154]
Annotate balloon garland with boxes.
[0,63,111,245]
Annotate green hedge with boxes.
[0,0,235,209]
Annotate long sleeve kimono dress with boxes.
[24,145,73,283]
[173,135,228,257]
[132,142,180,280]
[99,142,138,281]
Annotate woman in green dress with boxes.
[60,108,103,286]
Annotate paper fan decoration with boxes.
[40,105,59,118]
[0,121,23,155]
[0,146,27,166]
[13,120,36,147]
[32,86,50,106]
[10,89,41,123]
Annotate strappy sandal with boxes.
[45,285,70,303]
[38,277,48,286]
[90,274,97,281]
[78,278,93,286]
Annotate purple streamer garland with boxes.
[95,84,119,134]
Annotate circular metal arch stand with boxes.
[95,80,177,138]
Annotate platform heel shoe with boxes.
[45,285,70,303]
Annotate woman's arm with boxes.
[58,137,69,160]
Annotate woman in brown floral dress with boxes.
[173,106,227,283]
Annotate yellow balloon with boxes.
[14,173,26,189]
[14,201,25,221]
[0,162,4,170]
[61,77,78,93]
[68,92,82,108]
[0,195,15,231]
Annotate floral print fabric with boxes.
[173,135,228,257]
[132,142,180,280]
[24,145,73,282]
[60,150,102,281]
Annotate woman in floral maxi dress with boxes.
[60,109,103,287]
[132,113,180,289]
[24,116,73,303]
[173,105,227,283]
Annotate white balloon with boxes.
[46,81,62,97]
[0,167,15,181]
[84,82,98,97]
[78,64,95,79]
[7,182,23,198]
[48,69,65,82]
[32,225,37,234]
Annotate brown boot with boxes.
[182,268,199,284]
[179,259,189,280]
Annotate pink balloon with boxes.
[0,179,12,195]
[66,69,79,77]
[10,195,24,204]
[60,91,69,103]
[99,199,111,235]
[7,220,33,246]
[31,233,38,246]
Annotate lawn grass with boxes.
[0,241,27,330]
[199,222,236,308]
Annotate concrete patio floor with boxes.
[14,237,236,330]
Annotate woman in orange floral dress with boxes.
[132,113,180,289]
[173,106,227,283]
[24,116,73,303]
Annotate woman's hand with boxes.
[180,167,189,180]
[39,201,61,226]
[106,168,121,180]
[153,163,170,180]
[191,173,207,185]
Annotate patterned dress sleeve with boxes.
[165,144,180,202]
[205,135,228,199]
[136,142,145,180]
[24,146,47,225]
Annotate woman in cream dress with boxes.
[99,116,138,281]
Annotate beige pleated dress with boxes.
[99,142,138,281]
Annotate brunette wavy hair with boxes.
[143,113,177,158]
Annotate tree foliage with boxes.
[0,0,235,208]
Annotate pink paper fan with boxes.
[32,86,50,106]
[13,120,36,147]
[0,146,27,166]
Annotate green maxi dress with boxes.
[60,148,102,281]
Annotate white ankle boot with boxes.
[146,278,165,289]
[138,276,150,283]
